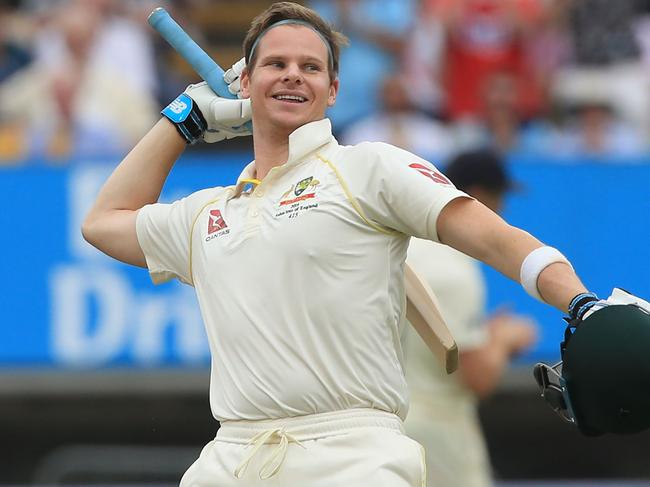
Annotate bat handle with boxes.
[148,7,236,100]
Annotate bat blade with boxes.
[405,263,458,374]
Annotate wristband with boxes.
[567,292,599,321]
[161,93,207,144]
[520,246,573,302]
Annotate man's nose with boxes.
[282,64,303,84]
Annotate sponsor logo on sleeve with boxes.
[409,163,451,185]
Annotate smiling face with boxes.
[240,24,339,136]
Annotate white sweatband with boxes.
[520,246,573,302]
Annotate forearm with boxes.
[82,118,185,265]
[86,118,185,220]
[438,199,588,313]
[537,263,588,313]
[439,199,541,282]
[486,229,588,312]
[459,345,510,398]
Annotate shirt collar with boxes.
[230,118,335,198]
[286,118,334,164]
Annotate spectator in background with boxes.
[521,0,571,117]
[0,0,32,83]
[401,0,447,117]
[404,149,537,487]
[453,70,564,157]
[0,0,158,160]
[32,0,159,100]
[430,0,548,123]
[452,69,647,160]
[342,74,456,163]
[309,0,417,134]
[454,70,524,154]
[0,0,33,160]
[554,100,648,159]
[633,0,650,79]
[552,0,650,138]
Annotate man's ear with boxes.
[327,78,339,107]
[240,68,251,99]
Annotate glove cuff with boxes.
[161,93,207,144]
[568,292,599,322]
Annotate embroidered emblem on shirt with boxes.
[206,209,230,241]
[294,176,314,196]
[409,162,451,185]
[279,177,320,206]
[276,176,320,218]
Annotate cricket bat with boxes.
[147,7,459,374]
[405,263,458,374]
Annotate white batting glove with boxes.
[224,57,246,98]
[582,288,650,320]
[184,82,251,143]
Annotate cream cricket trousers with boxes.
[405,392,492,487]
[180,408,426,486]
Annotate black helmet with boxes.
[534,304,650,436]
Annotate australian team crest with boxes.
[294,177,313,196]
[279,176,320,207]
[276,175,321,218]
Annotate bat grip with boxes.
[148,8,236,100]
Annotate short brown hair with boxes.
[243,2,348,80]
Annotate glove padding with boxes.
[184,82,251,143]
[224,57,246,98]
[583,288,650,320]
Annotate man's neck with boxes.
[251,123,293,180]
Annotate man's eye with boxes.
[305,64,321,71]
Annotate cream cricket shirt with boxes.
[136,119,468,422]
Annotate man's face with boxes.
[240,25,338,133]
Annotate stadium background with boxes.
[1,0,649,485]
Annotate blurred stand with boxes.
[552,0,650,139]
[342,74,456,163]
[0,0,33,161]
[553,101,648,159]
[400,0,447,118]
[0,0,159,161]
[453,70,649,160]
[429,0,550,123]
[309,0,417,134]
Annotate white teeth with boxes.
[275,95,306,102]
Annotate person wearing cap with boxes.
[80,2,643,486]
[404,149,538,487]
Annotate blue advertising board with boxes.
[0,155,648,369]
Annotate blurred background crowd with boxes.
[3,0,650,164]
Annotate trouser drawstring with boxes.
[234,427,306,479]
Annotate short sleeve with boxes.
[342,142,471,241]
[135,187,224,286]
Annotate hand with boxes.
[487,312,537,356]
[582,288,650,320]
[184,82,251,143]
[223,57,246,98]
